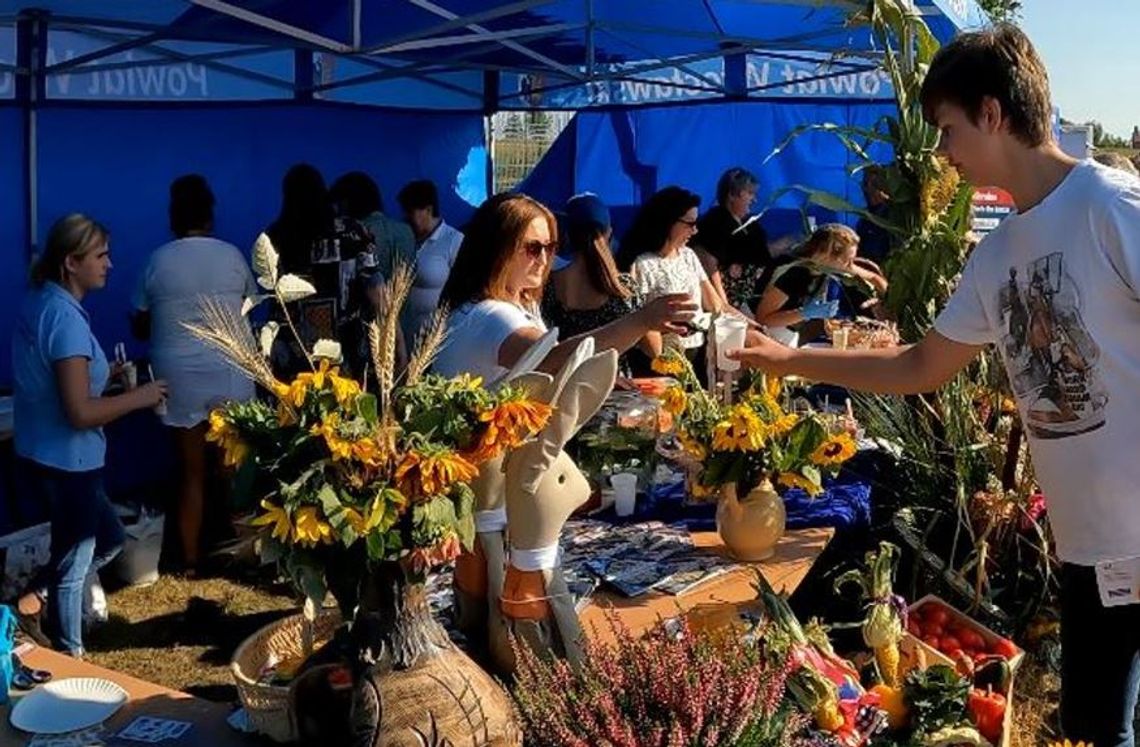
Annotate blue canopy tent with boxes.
[0,0,987,517]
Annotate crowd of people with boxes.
[7,159,891,657]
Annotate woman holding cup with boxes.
[13,215,167,656]
[432,193,698,381]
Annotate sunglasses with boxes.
[522,239,557,258]
[676,218,698,228]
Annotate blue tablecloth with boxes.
[614,476,872,532]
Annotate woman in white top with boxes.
[618,186,761,381]
[131,175,256,574]
[432,193,697,383]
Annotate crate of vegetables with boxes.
[906,594,1024,673]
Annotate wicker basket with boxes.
[230,607,344,742]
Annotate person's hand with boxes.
[614,377,637,391]
[132,380,168,409]
[638,293,699,335]
[725,334,794,375]
[801,297,839,321]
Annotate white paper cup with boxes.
[713,317,748,371]
[610,473,638,517]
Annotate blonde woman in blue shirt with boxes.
[13,214,167,657]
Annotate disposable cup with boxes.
[713,317,748,371]
[121,362,138,390]
[610,473,638,517]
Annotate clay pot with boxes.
[716,479,785,561]
[343,564,522,747]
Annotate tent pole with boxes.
[483,71,499,196]
[16,9,48,262]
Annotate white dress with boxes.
[133,236,257,427]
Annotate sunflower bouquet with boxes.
[653,346,856,498]
[190,234,552,618]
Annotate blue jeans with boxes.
[1061,563,1140,746]
[20,459,124,656]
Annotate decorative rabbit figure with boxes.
[493,339,618,673]
[453,374,551,659]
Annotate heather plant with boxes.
[511,612,801,747]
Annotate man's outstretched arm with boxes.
[727,329,984,396]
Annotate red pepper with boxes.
[967,687,1006,741]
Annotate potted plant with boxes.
[190,234,551,745]
[653,347,856,560]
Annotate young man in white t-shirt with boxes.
[729,25,1140,744]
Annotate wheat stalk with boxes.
[405,305,450,386]
[369,263,415,420]
[183,295,280,394]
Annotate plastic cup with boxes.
[121,361,138,390]
[713,317,748,372]
[833,326,850,350]
[610,473,638,517]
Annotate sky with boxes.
[1020,2,1140,139]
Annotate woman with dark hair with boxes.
[432,193,695,382]
[13,214,167,655]
[542,193,659,376]
[267,163,334,276]
[618,186,729,369]
[132,175,256,574]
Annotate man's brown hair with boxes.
[919,24,1053,147]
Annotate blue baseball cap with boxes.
[564,192,610,232]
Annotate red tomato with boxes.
[907,619,922,636]
[924,623,945,639]
[926,606,950,627]
[941,635,962,654]
[922,635,941,649]
[992,638,1019,659]
[959,629,985,650]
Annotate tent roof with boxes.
[3,1,990,108]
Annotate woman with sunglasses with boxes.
[617,187,736,378]
[433,194,696,382]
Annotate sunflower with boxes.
[292,506,334,546]
[677,430,708,461]
[206,410,249,467]
[396,448,479,499]
[651,355,685,376]
[350,437,387,467]
[282,359,335,407]
[251,499,292,542]
[712,405,766,452]
[328,371,362,407]
[768,412,799,438]
[469,397,552,461]
[660,385,687,417]
[810,433,857,466]
[407,533,463,575]
[312,413,352,461]
[778,472,823,496]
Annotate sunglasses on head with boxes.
[522,239,557,258]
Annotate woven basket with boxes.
[231,607,344,742]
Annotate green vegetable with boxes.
[903,664,971,735]
[972,658,1011,694]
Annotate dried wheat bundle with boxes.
[183,295,280,393]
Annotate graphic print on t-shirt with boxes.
[996,252,1107,439]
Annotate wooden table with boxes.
[1,646,254,746]
[579,526,833,643]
